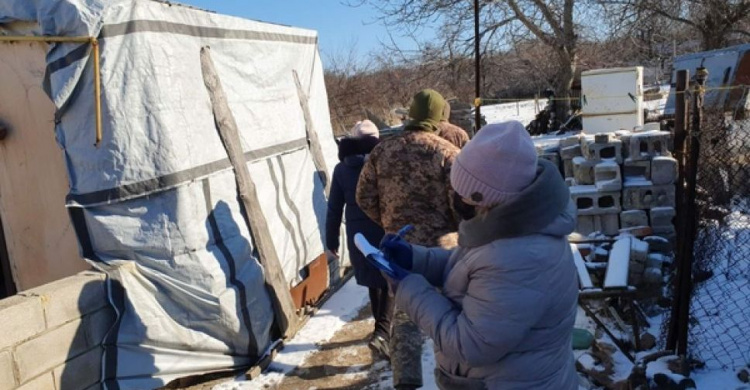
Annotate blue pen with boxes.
[396,224,414,239]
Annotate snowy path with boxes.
[212,279,437,389]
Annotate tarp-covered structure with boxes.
[0,1,342,388]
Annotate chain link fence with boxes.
[687,115,750,370]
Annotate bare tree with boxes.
[621,0,750,50]
[353,0,612,119]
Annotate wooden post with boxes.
[666,69,689,350]
[473,0,482,132]
[292,71,330,196]
[200,46,298,337]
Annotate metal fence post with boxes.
[676,67,708,373]
[667,70,690,351]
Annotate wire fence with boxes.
[686,115,750,370]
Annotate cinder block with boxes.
[623,159,651,179]
[595,162,622,192]
[576,215,596,236]
[652,224,676,235]
[571,185,621,215]
[83,307,116,347]
[651,156,678,185]
[644,236,672,254]
[630,261,645,275]
[0,295,45,351]
[52,347,102,390]
[643,122,661,131]
[628,131,672,161]
[643,267,663,284]
[14,319,92,384]
[650,207,676,227]
[575,215,619,236]
[560,135,581,148]
[647,253,668,268]
[621,210,648,228]
[560,144,582,160]
[631,238,650,264]
[582,137,623,163]
[623,182,675,210]
[601,214,620,236]
[616,131,632,159]
[0,350,16,389]
[563,159,575,178]
[573,157,596,185]
[16,373,55,390]
[22,271,108,330]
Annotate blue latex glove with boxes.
[379,225,414,271]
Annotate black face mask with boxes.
[452,192,477,221]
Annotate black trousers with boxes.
[368,287,395,338]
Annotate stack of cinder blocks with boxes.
[620,128,678,244]
[565,133,624,236]
[542,127,678,242]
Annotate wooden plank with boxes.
[0,41,86,290]
[292,70,330,196]
[200,46,298,337]
[571,243,593,289]
[604,236,631,289]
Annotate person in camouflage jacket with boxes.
[436,101,470,149]
[356,89,460,249]
[356,89,460,389]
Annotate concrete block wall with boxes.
[0,271,113,390]
[541,126,677,240]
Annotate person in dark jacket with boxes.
[326,120,392,357]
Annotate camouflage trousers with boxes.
[390,309,423,389]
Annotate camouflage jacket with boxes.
[436,121,470,149]
[356,130,460,248]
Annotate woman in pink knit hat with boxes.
[379,121,579,389]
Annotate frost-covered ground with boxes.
[687,197,750,369]
[482,99,542,126]
[212,280,439,390]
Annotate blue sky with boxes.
[177,0,429,68]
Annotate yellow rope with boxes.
[475,84,748,104]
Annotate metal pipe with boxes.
[473,0,481,134]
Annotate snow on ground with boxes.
[214,280,370,389]
[214,279,439,390]
[688,197,750,370]
[482,99,542,126]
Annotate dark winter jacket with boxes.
[326,136,386,288]
[396,160,579,390]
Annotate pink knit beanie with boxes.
[350,120,379,138]
[450,121,538,206]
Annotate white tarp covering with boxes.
[0,1,340,388]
